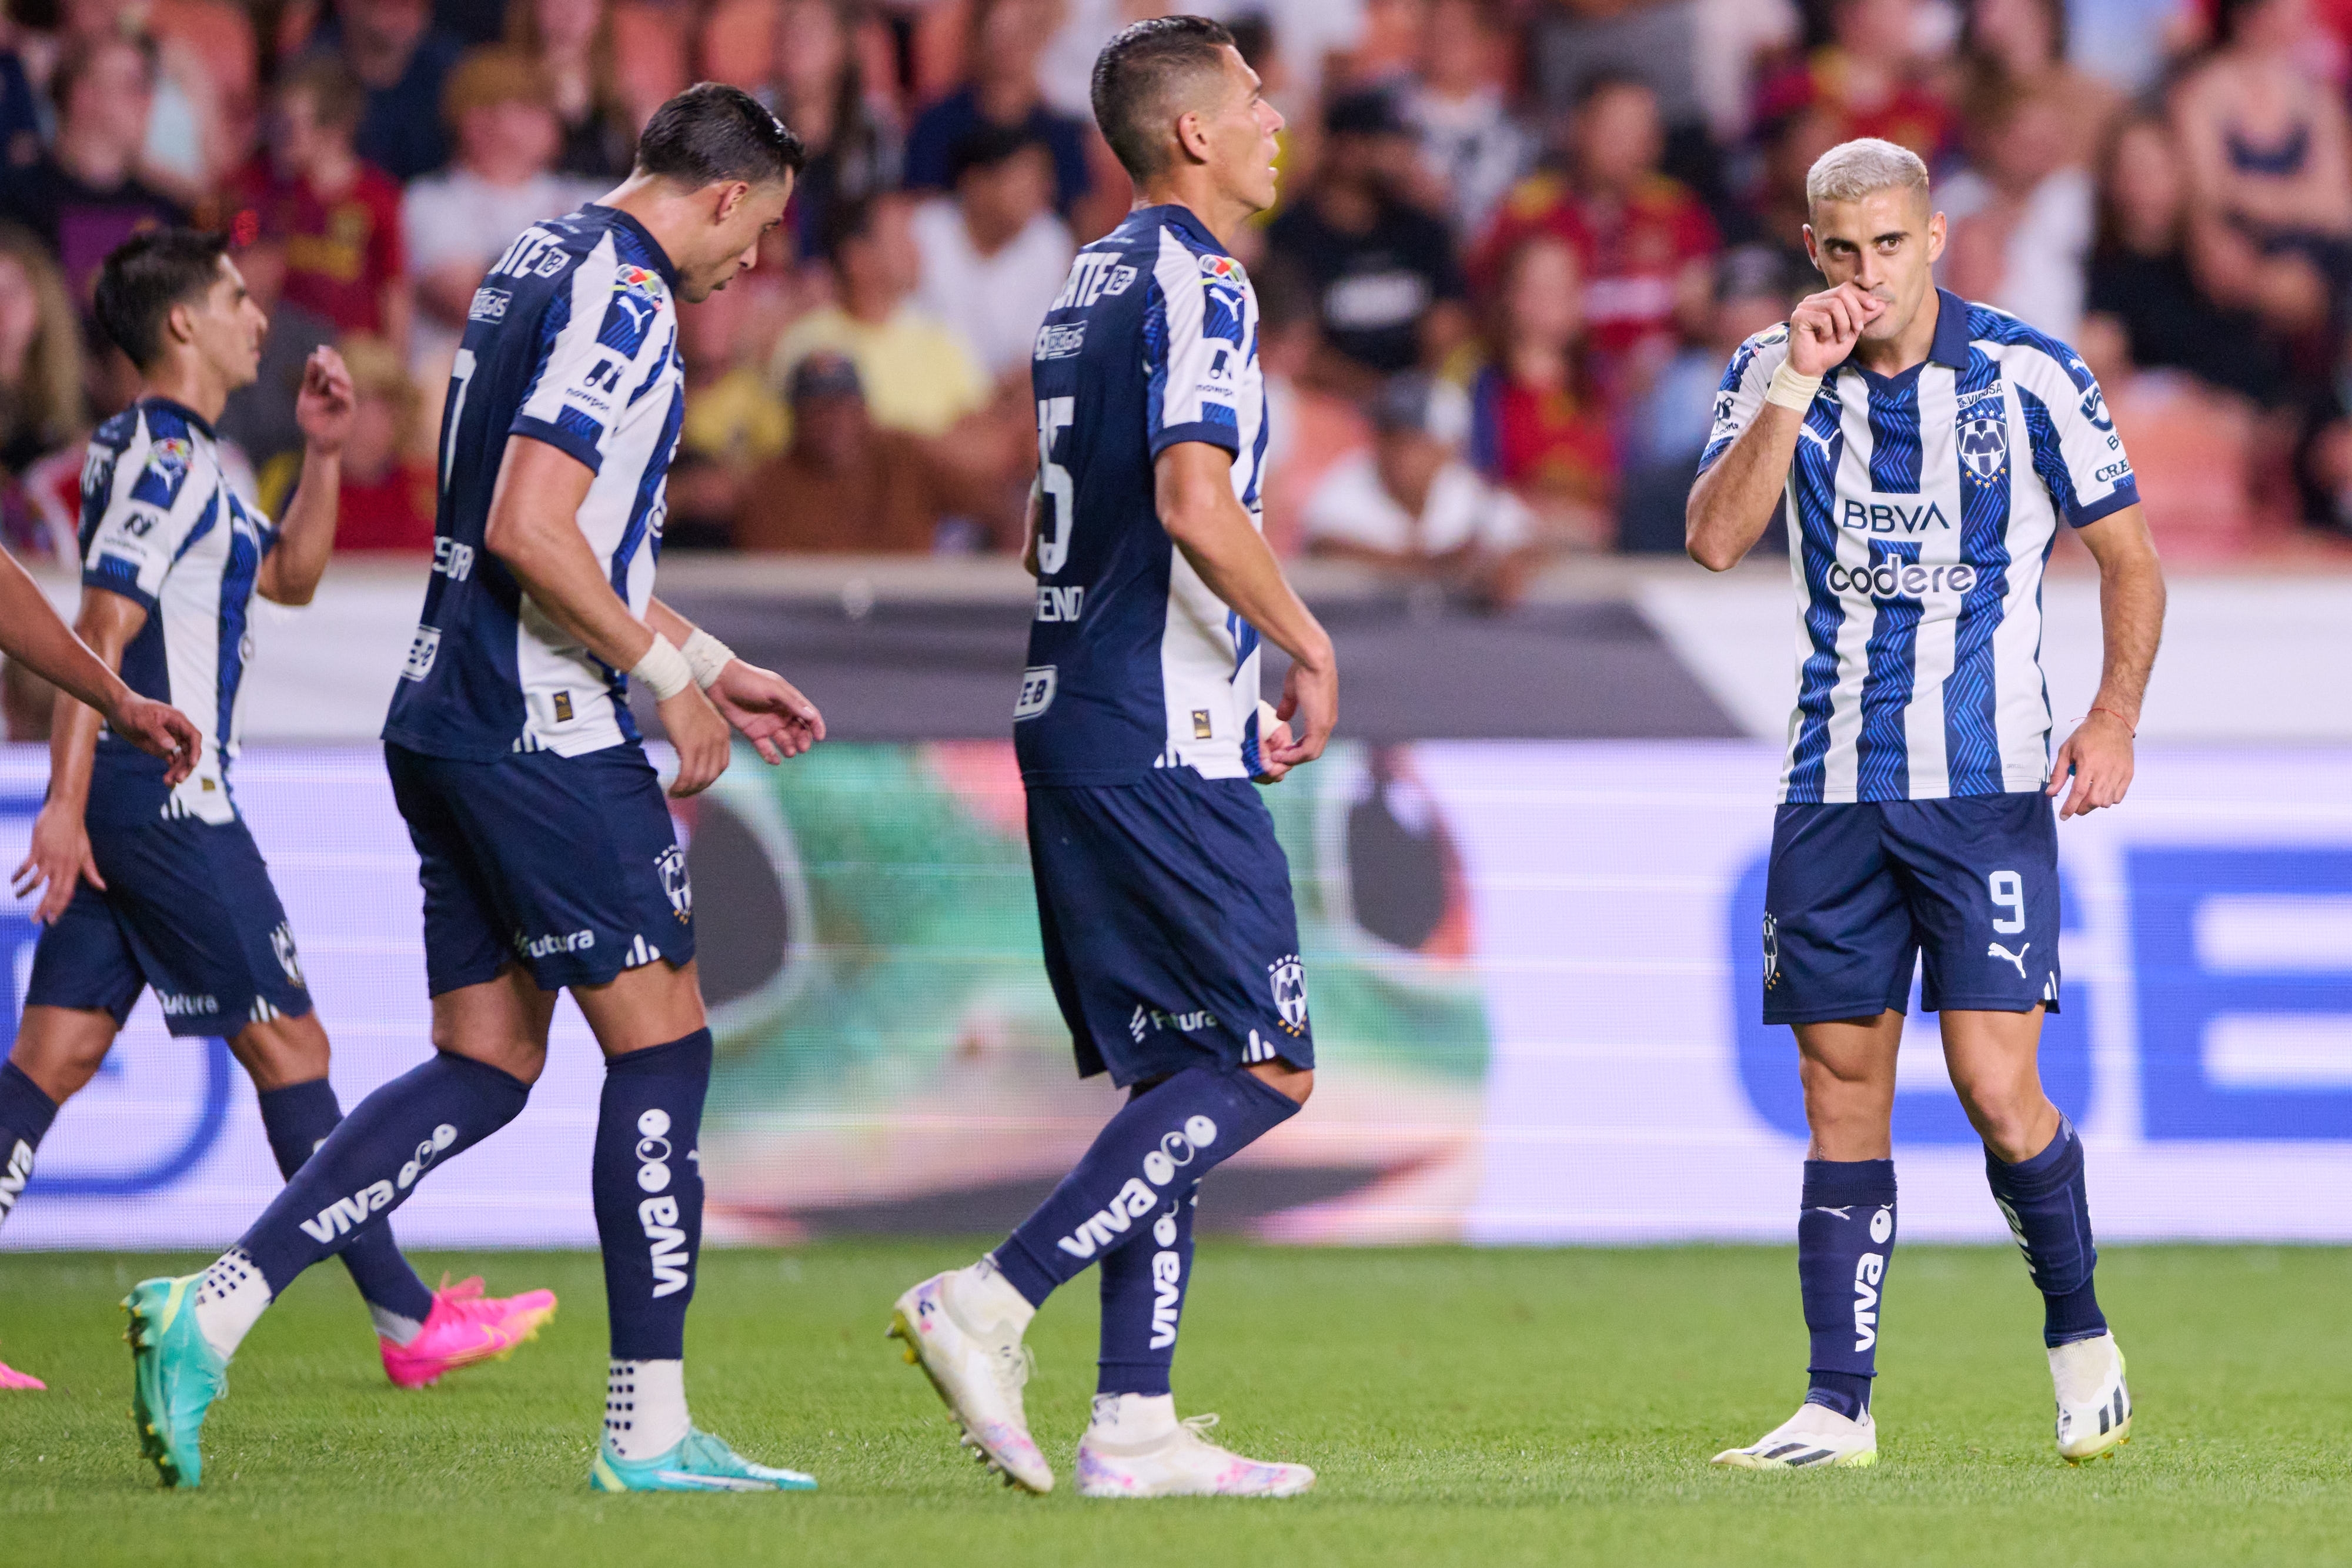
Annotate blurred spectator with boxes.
[1476,74,1717,398]
[1254,256,1366,559]
[1752,0,1955,167]
[674,280,787,534]
[312,0,470,181]
[437,0,511,45]
[758,0,903,263]
[1740,103,1843,275]
[218,238,336,478]
[1693,0,1801,151]
[1466,233,1615,551]
[256,333,434,549]
[402,46,600,375]
[1304,371,1538,609]
[226,57,411,347]
[2171,0,2352,299]
[736,350,1008,552]
[0,34,184,311]
[1618,245,1795,553]
[1955,0,2120,170]
[506,0,638,182]
[1266,91,1469,390]
[2085,114,2287,405]
[1939,86,2094,339]
[60,0,235,196]
[911,125,1074,382]
[904,0,1093,220]
[1401,0,1536,241]
[1189,0,1368,103]
[0,14,44,174]
[0,223,85,560]
[770,192,991,439]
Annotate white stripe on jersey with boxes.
[1147,225,1267,780]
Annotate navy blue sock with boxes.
[1798,1158,1897,1420]
[1097,1079,1202,1396]
[1986,1117,2107,1348]
[994,1066,1299,1308]
[238,1052,530,1295]
[255,1079,436,1330]
[0,1059,59,1230]
[594,1030,711,1360]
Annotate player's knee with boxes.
[229,1011,332,1092]
[1954,1076,2047,1161]
[10,1007,119,1101]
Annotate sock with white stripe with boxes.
[594,1030,710,1360]
[236,1052,530,1297]
[0,1059,59,1231]
[605,1358,690,1459]
[1798,1159,1896,1420]
[1984,1118,2107,1347]
[992,1067,1298,1307]
[255,1078,435,1343]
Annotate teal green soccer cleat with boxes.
[123,1274,227,1489]
[590,1427,817,1493]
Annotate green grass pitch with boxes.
[3,1242,2349,1566]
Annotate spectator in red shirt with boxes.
[1476,74,1718,399]
[1468,232,1616,550]
[226,57,412,352]
[1752,0,1956,168]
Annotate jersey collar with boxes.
[1134,202,1221,253]
[583,203,681,291]
[1838,287,1970,387]
[137,394,215,440]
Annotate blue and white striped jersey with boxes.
[383,203,683,763]
[1700,289,2140,805]
[1016,203,1272,785]
[78,397,276,825]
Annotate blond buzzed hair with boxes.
[1805,138,1930,215]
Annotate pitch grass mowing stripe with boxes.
[4,1243,2351,1566]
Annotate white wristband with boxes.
[631,634,693,701]
[680,627,735,691]
[1764,360,1824,412]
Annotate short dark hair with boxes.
[633,81,807,188]
[819,190,902,269]
[279,54,367,133]
[1090,15,1237,181]
[947,123,1048,186]
[94,228,231,370]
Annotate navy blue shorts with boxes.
[24,814,313,1037]
[1027,769,1315,1086]
[1763,791,2061,1025]
[385,741,695,995]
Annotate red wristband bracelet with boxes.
[2087,706,2136,737]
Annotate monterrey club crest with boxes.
[1268,954,1308,1036]
[1959,412,2007,482]
[1762,912,1780,990]
[656,844,692,924]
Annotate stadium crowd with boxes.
[0,0,2340,581]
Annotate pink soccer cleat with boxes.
[380,1276,557,1389]
[0,1357,44,1390]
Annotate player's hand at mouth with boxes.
[706,659,826,764]
[1786,283,1885,376]
[659,684,733,797]
[2048,707,2135,820]
[12,799,105,924]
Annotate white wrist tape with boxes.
[1764,360,1824,412]
[631,634,693,701]
[679,628,735,690]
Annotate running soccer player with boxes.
[1688,140,2165,1470]
[889,18,1330,1500]
[0,230,553,1396]
[118,86,827,1492]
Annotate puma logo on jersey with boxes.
[1989,941,2031,978]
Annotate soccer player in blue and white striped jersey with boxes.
[1689,140,2166,1470]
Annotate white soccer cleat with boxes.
[2052,1332,2132,1463]
[888,1264,1054,1493]
[1712,1400,1878,1470]
[1076,1396,1315,1499]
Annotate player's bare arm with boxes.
[2049,504,2164,821]
[1155,440,1335,780]
[256,347,355,607]
[1685,282,1883,571]
[11,589,149,922]
[480,434,733,798]
[0,553,196,787]
[644,597,824,764]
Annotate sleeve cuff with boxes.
[82,560,154,611]
[1149,422,1241,460]
[2069,481,2140,529]
[510,416,605,476]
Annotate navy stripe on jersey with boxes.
[1853,540,1923,800]
[1865,376,1923,493]
[1942,349,2012,795]
[1784,382,1850,803]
